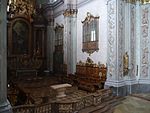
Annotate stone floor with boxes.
[113,93,150,113]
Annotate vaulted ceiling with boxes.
[36,0,64,7]
[37,0,87,9]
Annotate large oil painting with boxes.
[12,20,29,55]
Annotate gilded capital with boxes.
[125,0,150,4]
[141,0,150,4]
[63,9,78,17]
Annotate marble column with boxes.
[47,19,55,73]
[64,0,77,74]
[0,0,12,113]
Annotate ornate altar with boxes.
[7,0,47,76]
[76,57,107,92]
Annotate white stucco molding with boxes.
[54,0,102,17]
[105,80,126,87]
[138,79,150,84]
[105,79,138,87]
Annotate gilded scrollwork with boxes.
[125,0,150,4]
[82,12,99,24]
[7,0,35,21]
[77,57,99,67]
[140,0,150,4]
[63,9,78,17]
[63,1,78,16]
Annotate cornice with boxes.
[42,0,64,11]
[77,0,97,8]
[53,0,98,18]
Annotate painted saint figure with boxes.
[12,20,29,55]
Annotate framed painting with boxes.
[8,18,31,56]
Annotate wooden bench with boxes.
[50,83,72,98]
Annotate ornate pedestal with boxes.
[51,83,72,98]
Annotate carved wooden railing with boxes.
[12,89,112,113]
[13,103,51,113]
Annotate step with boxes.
[78,103,106,113]
[91,105,112,113]
[106,96,124,107]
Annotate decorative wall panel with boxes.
[117,0,125,79]
[107,0,117,80]
[107,0,125,81]
[140,5,150,79]
[130,4,136,78]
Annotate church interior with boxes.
[0,0,150,113]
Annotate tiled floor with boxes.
[113,94,150,113]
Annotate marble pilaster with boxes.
[0,0,12,113]
[106,0,125,90]
[139,4,150,84]
[47,20,55,73]
[64,0,77,74]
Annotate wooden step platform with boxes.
[77,96,124,113]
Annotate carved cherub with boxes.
[86,57,93,65]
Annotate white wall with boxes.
[77,0,108,64]
[54,0,108,65]
[54,14,64,26]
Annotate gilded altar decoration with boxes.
[86,57,94,65]
[123,52,129,75]
[7,0,35,21]
[77,57,99,67]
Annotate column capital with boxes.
[63,0,78,17]
[63,9,78,17]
